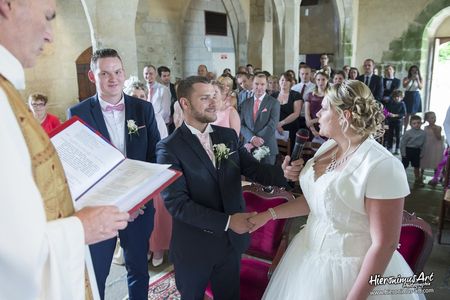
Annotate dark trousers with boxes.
[386,119,402,150]
[90,204,155,300]
[174,242,241,300]
[402,147,421,168]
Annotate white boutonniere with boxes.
[127,119,145,138]
[213,143,235,169]
[253,146,270,161]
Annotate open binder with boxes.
[50,117,181,213]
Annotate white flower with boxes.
[127,119,139,136]
[253,146,270,161]
[213,143,236,169]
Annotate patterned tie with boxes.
[253,97,261,121]
[196,132,215,163]
[104,103,125,112]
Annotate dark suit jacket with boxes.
[383,77,401,98]
[67,94,161,162]
[240,94,280,155]
[156,124,287,263]
[357,74,384,102]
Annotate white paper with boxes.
[51,119,177,212]
[51,120,124,200]
[275,130,289,142]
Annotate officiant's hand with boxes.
[75,206,129,245]
[282,156,303,182]
[229,212,257,234]
[248,211,271,233]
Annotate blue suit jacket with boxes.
[67,94,161,162]
[156,124,287,263]
[357,74,384,102]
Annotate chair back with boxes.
[301,141,321,163]
[243,184,294,260]
[277,138,291,157]
[398,211,433,273]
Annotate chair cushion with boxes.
[240,258,271,300]
[398,226,425,271]
[243,192,287,259]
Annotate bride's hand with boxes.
[248,211,272,233]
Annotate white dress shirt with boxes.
[148,81,171,124]
[98,96,126,155]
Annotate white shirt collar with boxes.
[184,122,213,135]
[98,94,125,111]
[255,93,266,101]
[0,45,25,90]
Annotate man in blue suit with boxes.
[156,76,302,300]
[68,48,160,300]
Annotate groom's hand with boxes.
[282,156,304,182]
[229,212,257,234]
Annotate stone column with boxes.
[282,0,300,73]
[80,0,140,76]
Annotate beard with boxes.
[191,107,217,124]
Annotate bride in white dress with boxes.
[249,80,425,300]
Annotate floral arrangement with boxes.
[253,146,270,161]
[127,120,139,136]
[213,143,233,169]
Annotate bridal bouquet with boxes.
[253,146,270,161]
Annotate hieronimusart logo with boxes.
[368,272,435,296]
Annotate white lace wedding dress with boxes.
[263,138,426,300]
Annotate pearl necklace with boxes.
[325,141,364,173]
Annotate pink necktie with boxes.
[196,132,215,163]
[253,98,261,121]
[104,103,125,112]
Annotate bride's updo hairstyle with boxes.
[327,80,384,138]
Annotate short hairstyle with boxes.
[254,72,268,80]
[28,92,48,104]
[144,64,156,71]
[123,76,147,96]
[157,66,171,77]
[299,64,311,71]
[424,111,436,122]
[410,115,422,123]
[246,63,253,68]
[236,71,250,79]
[90,48,122,71]
[177,76,210,101]
[327,80,384,138]
[334,70,346,78]
[364,58,375,65]
[391,89,404,98]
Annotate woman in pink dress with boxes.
[211,80,240,136]
[421,111,444,180]
[123,76,172,267]
[28,92,61,135]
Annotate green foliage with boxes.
[438,42,450,62]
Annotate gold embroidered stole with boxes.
[0,75,93,299]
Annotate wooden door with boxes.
[76,47,96,101]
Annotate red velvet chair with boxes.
[397,211,433,273]
[205,184,295,300]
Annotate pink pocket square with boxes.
[261,108,268,113]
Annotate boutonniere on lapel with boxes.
[127,119,145,139]
[253,146,270,161]
[212,143,236,169]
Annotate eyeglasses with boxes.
[31,102,46,107]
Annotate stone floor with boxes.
[104,167,450,300]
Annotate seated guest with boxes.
[211,81,241,136]
[28,92,61,135]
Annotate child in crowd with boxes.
[400,115,426,186]
[385,90,406,154]
[420,111,445,185]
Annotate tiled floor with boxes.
[104,169,450,300]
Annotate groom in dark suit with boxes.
[156,76,302,300]
[68,48,160,300]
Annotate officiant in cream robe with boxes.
[0,1,129,299]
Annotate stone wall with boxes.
[23,0,91,121]
[182,0,235,77]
